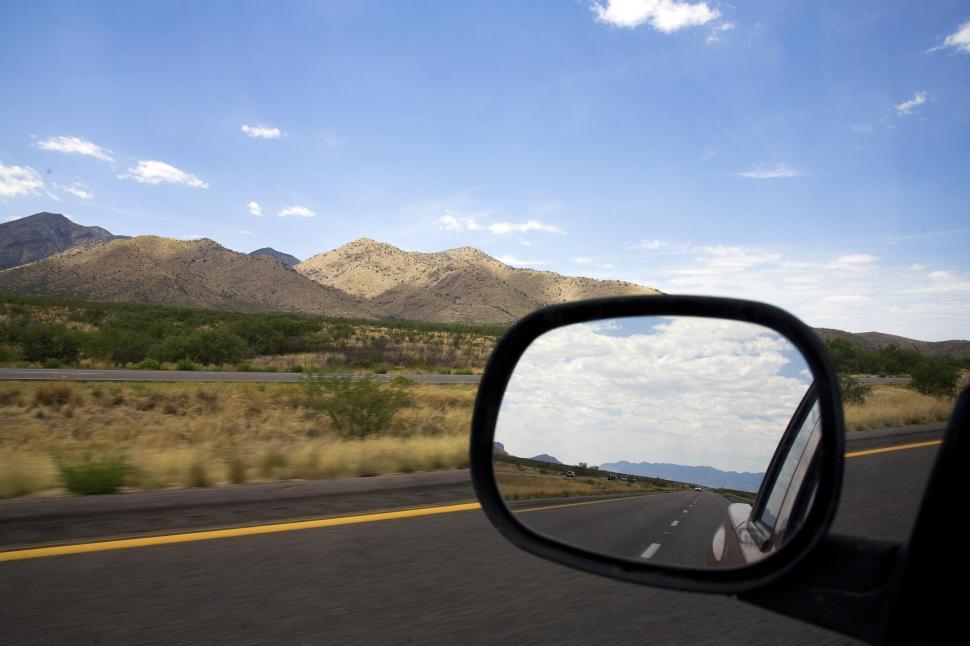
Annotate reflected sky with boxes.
[496,317,812,474]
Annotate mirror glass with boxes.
[493,316,822,570]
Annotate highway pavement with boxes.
[518,490,726,567]
[0,431,944,645]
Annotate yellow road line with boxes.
[845,439,942,458]
[0,439,944,563]
[0,502,481,563]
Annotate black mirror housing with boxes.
[469,295,845,594]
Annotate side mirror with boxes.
[470,296,844,593]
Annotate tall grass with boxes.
[844,385,956,431]
[0,381,474,497]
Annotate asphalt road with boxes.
[519,490,726,567]
[0,367,481,384]
[0,434,941,645]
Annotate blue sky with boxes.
[1,1,968,340]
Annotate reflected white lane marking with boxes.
[670,520,679,527]
[641,543,661,559]
[682,510,688,514]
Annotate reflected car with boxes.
[564,471,576,478]
[709,385,822,567]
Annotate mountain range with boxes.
[0,212,657,324]
[2,213,968,351]
[599,460,764,492]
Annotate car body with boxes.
[564,470,575,478]
[709,385,821,568]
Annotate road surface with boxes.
[0,433,943,645]
[517,490,724,566]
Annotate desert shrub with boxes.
[43,357,63,368]
[910,358,961,397]
[129,358,162,370]
[259,450,289,478]
[55,448,130,495]
[21,324,80,363]
[303,373,413,439]
[33,383,75,408]
[188,458,213,487]
[150,330,246,365]
[176,357,198,371]
[839,373,872,405]
[227,455,248,484]
[288,364,303,373]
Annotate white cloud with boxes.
[573,256,594,265]
[592,0,719,33]
[277,205,315,218]
[619,242,969,341]
[736,162,802,179]
[895,91,927,116]
[236,229,254,236]
[631,239,668,251]
[827,254,877,271]
[706,20,736,43]
[518,239,533,247]
[62,181,94,200]
[246,201,263,216]
[929,20,970,54]
[36,136,113,162]
[437,211,564,235]
[496,255,547,267]
[497,318,809,474]
[241,124,282,139]
[119,160,208,188]
[490,219,565,234]
[0,161,45,198]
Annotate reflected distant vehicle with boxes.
[694,487,702,492]
[709,385,821,567]
[564,471,576,478]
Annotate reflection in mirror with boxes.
[493,316,820,570]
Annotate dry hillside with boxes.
[0,236,374,318]
[297,238,660,323]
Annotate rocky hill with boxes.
[0,212,121,270]
[815,328,970,359]
[296,238,660,324]
[0,215,661,324]
[0,236,373,318]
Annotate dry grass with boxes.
[0,381,474,498]
[495,464,684,500]
[844,384,956,431]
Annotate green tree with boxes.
[838,373,872,405]
[910,357,960,397]
[22,324,80,363]
[303,373,413,439]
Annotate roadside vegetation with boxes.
[0,379,474,498]
[843,384,957,431]
[494,459,688,500]
[0,294,501,373]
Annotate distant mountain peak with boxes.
[250,247,300,267]
[0,212,119,270]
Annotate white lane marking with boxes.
[711,526,726,563]
[670,520,679,527]
[682,509,688,514]
[641,543,661,559]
